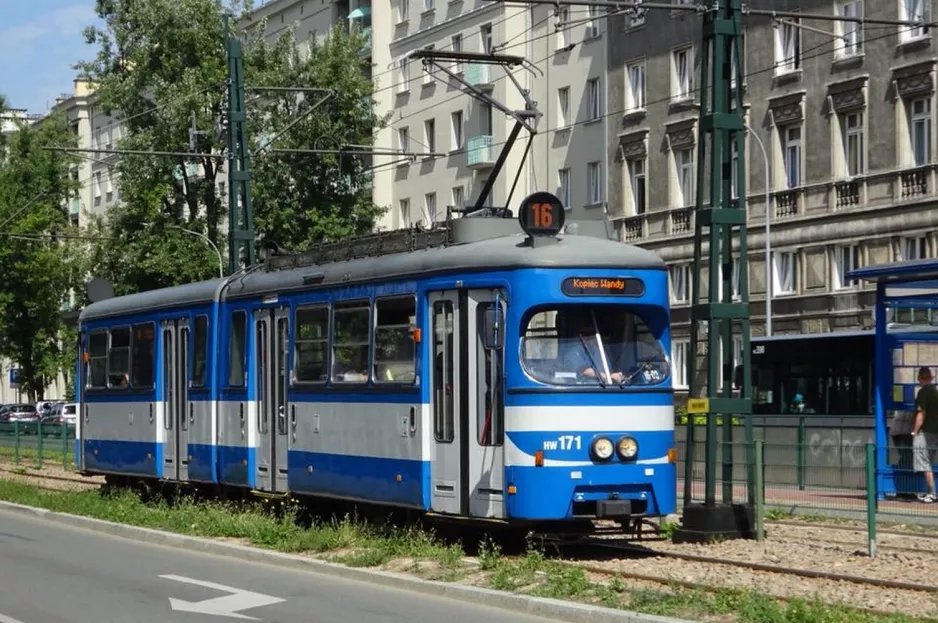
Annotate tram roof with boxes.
[78,231,665,321]
[847,258,938,285]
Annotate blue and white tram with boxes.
[75,204,677,528]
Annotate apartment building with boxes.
[246,0,608,228]
[606,0,937,388]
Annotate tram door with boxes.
[161,319,190,481]
[254,307,290,493]
[429,290,506,518]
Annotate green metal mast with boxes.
[225,15,256,274]
[680,0,753,539]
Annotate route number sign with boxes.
[518,191,565,237]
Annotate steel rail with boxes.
[566,538,938,595]
[767,518,938,541]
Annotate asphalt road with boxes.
[0,509,553,623]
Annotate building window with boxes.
[902,235,927,260]
[398,127,409,153]
[425,192,437,222]
[557,87,570,127]
[587,78,601,120]
[587,161,602,204]
[783,125,802,188]
[630,6,647,27]
[672,340,689,388]
[836,1,862,58]
[585,3,600,38]
[424,118,435,153]
[451,186,464,211]
[775,20,801,75]
[480,102,493,135]
[833,244,860,290]
[423,45,435,84]
[93,172,102,206]
[730,35,745,88]
[558,168,571,208]
[626,60,646,112]
[670,264,689,303]
[627,157,646,215]
[731,140,739,199]
[397,59,410,92]
[397,0,408,22]
[900,0,930,41]
[480,23,492,54]
[450,34,463,73]
[450,111,463,150]
[556,6,570,48]
[424,0,433,11]
[773,251,796,295]
[399,199,410,226]
[672,46,693,101]
[676,148,695,207]
[910,97,932,166]
[842,112,864,176]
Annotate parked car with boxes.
[0,404,38,434]
[40,403,75,436]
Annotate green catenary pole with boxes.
[225,14,256,274]
[754,439,764,541]
[690,0,752,508]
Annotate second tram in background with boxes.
[73,192,677,532]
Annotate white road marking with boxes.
[159,574,285,620]
[0,613,28,623]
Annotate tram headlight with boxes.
[591,437,614,461]
[617,436,639,460]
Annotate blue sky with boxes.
[1,1,103,113]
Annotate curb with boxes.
[0,500,694,623]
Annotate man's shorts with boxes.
[913,432,938,472]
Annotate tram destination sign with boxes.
[561,277,644,297]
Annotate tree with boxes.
[0,110,82,401]
[77,0,387,294]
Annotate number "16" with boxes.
[530,203,554,229]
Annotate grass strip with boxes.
[0,479,925,623]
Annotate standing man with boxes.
[912,366,938,503]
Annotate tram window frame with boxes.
[87,329,108,390]
[192,314,209,388]
[373,295,418,385]
[228,310,247,388]
[131,322,156,389]
[293,303,330,385]
[331,300,372,384]
[106,326,132,389]
[476,302,504,447]
[433,299,455,444]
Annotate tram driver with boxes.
[557,318,625,385]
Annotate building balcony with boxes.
[68,197,80,217]
[466,135,494,168]
[465,64,492,88]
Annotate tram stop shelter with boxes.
[847,259,938,499]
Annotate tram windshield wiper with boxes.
[578,335,606,388]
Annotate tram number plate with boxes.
[543,435,582,451]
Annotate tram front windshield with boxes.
[521,305,670,387]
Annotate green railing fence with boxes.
[0,420,75,470]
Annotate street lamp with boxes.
[168,225,224,279]
[745,124,772,337]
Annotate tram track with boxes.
[767,518,938,541]
[549,537,938,596]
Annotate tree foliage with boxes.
[0,110,82,400]
[77,0,387,294]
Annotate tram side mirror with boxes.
[482,305,505,350]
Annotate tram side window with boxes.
[88,331,108,389]
[131,323,155,388]
[332,301,370,383]
[294,305,329,383]
[477,303,504,446]
[192,315,209,388]
[433,300,455,443]
[374,297,417,383]
[228,310,247,387]
[107,327,131,387]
